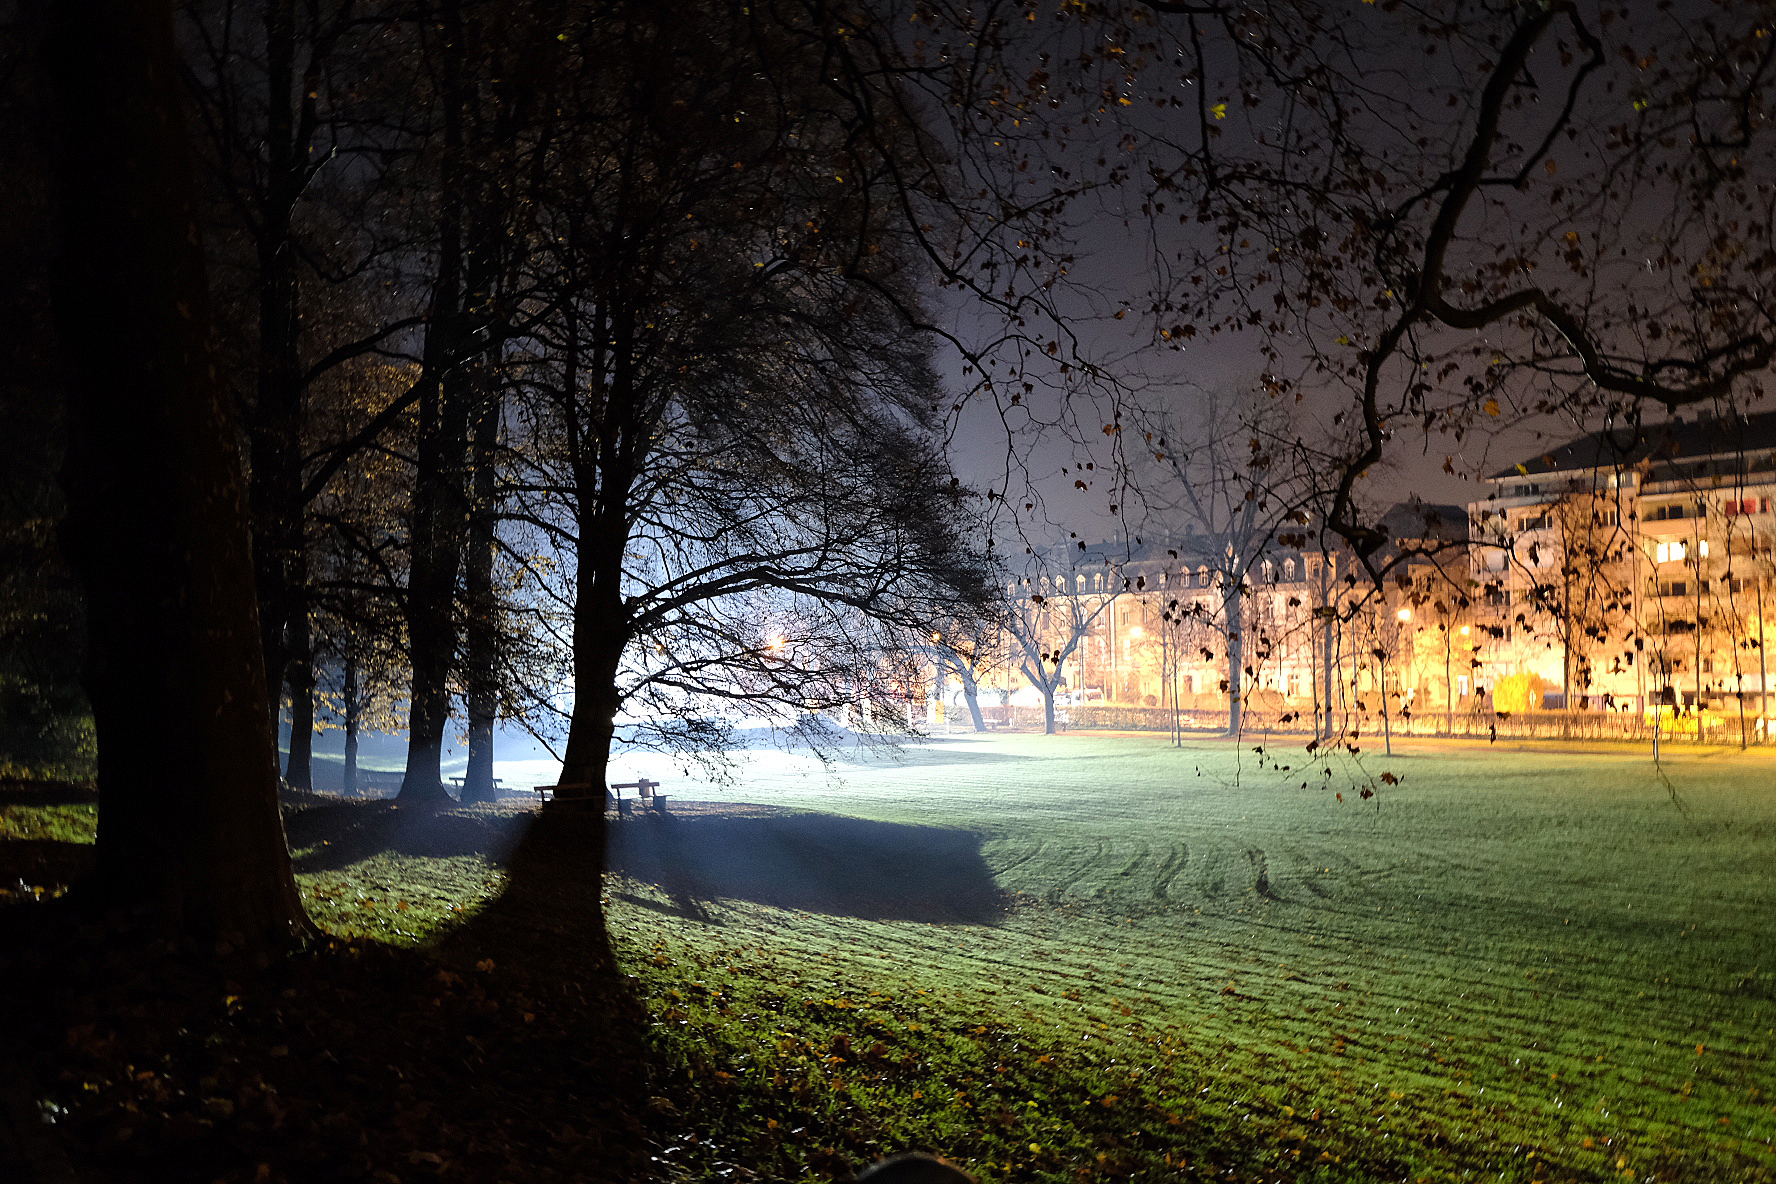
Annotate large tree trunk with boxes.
[342,655,360,796]
[556,295,638,822]
[399,0,485,804]
[555,300,639,872]
[555,586,622,888]
[243,0,312,736]
[398,360,467,804]
[43,0,307,942]
[1041,684,1057,735]
[285,631,315,790]
[559,628,625,796]
[558,460,632,812]
[459,382,500,804]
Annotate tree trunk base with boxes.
[394,781,455,806]
[543,794,604,815]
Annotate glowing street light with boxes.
[1396,608,1412,622]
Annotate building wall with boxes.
[996,541,1469,725]
[1468,463,1776,721]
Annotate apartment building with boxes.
[993,501,1468,723]
[1469,411,1776,729]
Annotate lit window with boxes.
[1699,540,1710,558]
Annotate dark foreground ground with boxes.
[1,793,654,1184]
[8,732,1776,1184]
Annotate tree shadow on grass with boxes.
[607,803,1006,925]
[284,801,532,872]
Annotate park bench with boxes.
[530,778,665,813]
[448,776,503,795]
[609,778,665,814]
[354,770,404,798]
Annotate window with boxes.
[1659,580,1688,598]
[1457,674,1470,697]
[1284,558,1297,580]
[1094,573,1104,590]
[1699,539,1711,558]
[1520,513,1551,531]
[1729,577,1754,595]
[1158,572,1168,588]
[1484,585,1510,606]
[1655,540,1689,563]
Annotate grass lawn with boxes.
[596,733,1776,1183]
[5,735,1773,1183]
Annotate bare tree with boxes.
[1003,551,1125,735]
[484,0,993,815]
[1131,388,1316,735]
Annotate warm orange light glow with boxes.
[1396,608,1412,622]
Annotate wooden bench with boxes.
[530,779,665,813]
[609,778,665,814]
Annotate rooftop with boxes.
[1489,410,1776,480]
